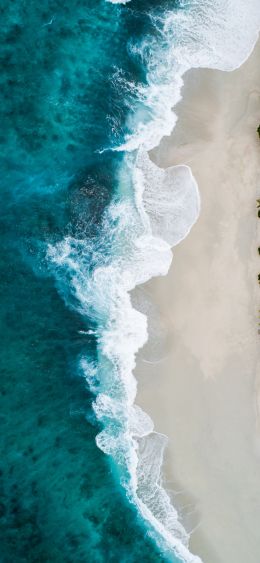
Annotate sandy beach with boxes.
[135,39,260,563]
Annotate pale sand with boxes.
[135,40,260,562]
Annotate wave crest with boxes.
[48,0,260,560]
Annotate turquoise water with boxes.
[2,0,258,560]
[0,1,176,561]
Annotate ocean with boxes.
[1,0,259,561]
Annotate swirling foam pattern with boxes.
[1,0,260,561]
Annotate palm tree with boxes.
[257,125,260,138]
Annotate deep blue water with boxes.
[0,1,183,561]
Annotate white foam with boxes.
[48,0,260,561]
[135,151,200,247]
[115,0,260,153]
[48,180,198,558]
[106,0,131,4]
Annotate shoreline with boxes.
[134,38,260,563]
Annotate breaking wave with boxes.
[48,1,260,561]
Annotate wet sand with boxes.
[135,39,260,563]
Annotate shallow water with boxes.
[1,0,260,561]
[0,246,163,562]
[0,1,166,561]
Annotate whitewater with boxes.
[49,1,260,561]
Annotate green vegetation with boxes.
[257,125,260,139]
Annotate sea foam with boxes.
[106,0,131,4]
[48,0,260,561]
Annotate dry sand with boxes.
[135,39,260,563]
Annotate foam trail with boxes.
[48,0,260,561]
[48,162,201,561]
[106,0,131,4]
[115,0,260,154]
